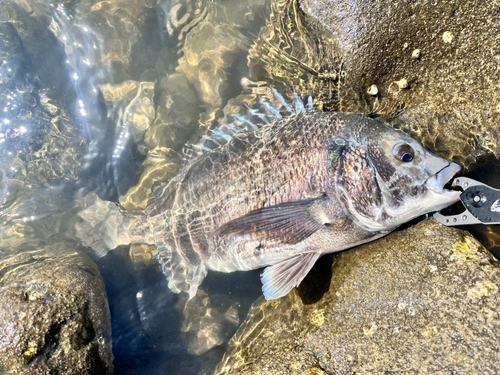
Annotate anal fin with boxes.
[156,246,207,300]
[261,252,321,300]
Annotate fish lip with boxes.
[425,162,462,198]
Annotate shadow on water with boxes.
[298,254,333,305]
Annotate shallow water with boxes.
[99,247,263,374]
[1,0,500,373]
[0,0,271,373]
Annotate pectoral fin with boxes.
[261,252,321,300]
[217,196,330,245]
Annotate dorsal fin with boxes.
[182,88,315,161]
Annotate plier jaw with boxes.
[433,177,500,226]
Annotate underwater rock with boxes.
[215,219,500,375]
[0,241,113,374]
[250,0,500,167]
[248,0,340,112]
[177,289,240,356]
[118,147,181,211]
[173,1,248,110]
[143,73,203,152]
[141,1,268,152]
[0,10,87,190]
[100,80,156,144]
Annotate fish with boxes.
[76,94,461,300]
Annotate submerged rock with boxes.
[215,219,500,375]
[0,241,113,374]
[177,289,240,356]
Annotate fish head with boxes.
[333,117,461,231]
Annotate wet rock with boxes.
[0,241,113,374]
[215,219,500,375]
[248,0,340,112]
[301,0,500,165]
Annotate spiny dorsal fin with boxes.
[217,196,330,245]
[261,252,321,300]
[182,88,315,161]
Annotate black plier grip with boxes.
[434,177,500,226]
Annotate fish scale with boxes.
[77,108,462,300]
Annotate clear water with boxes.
[0,0,271,373]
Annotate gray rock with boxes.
[0,241,113,374]
[215,219,500,375]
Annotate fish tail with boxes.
[75,192,148,257]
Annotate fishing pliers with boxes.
[434,177,500,226]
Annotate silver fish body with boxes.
[78,111,461,300]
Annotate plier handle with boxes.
[433,177,500,226]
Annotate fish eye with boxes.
[393,143,414,162]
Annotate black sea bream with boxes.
[77,98,461,300]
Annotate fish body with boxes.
[78,109,461,300]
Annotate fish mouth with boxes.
[425,162,462,201]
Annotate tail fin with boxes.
[75,192,155,257]
[75,193,125,257]
[77,193,206,298]
[156,245,208,300]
